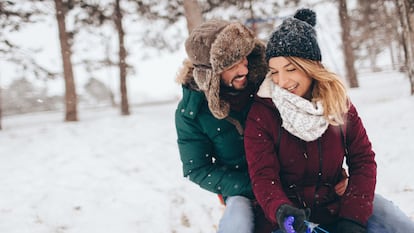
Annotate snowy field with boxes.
[0,70,413,233]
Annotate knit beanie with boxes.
[185,19,266,119]
[266,8,321,62]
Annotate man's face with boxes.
[220,57,248,90]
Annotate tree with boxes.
[0,1,59,80]
[72,0,134,115]
[84,78,114,105]
[183,0,203,33]
[351,0,402,72]
[0,85,2,130]
[54,0,78,121]
[114,0,129,115]
[0,0,60,128]
[2,78,60,115]
[339,0,359,88]
[396,0,414,94]
[133,0,282,49]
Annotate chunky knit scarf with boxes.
[269,82,329,142]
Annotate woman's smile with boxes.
[286,83,299,92]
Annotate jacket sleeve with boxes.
[339,103,377,225]
[175,110,254,199]
[244,102,292,225]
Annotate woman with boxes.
[244,8,413,233]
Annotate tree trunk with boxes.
[407,0,414,94]
[397,0,414,94]
[389,40,396,70]
[115,0,130,115]
[339,0,359,88]
[0,85,2,130]
[183,0,203,34]
[54,0,78,121]
[247,0,258,36]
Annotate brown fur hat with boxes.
[181,19,266,119]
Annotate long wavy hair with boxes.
[287,57,350,125]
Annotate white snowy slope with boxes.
[0,71,413,233]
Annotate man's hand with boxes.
[335,168,349,196]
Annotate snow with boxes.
[1,2,414,232]
[1,69,414,233]
[0,101,221,233]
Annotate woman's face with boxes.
[268,57,313,98]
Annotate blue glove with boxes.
[276,204,310,233]
[283,216,296,233]
[284,217,314,233]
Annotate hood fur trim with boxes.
[176,59,200,90]
[257,73,273,98]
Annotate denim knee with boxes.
[217,195,254,233]
[368,193,414,233]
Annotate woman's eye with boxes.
[287,68,296,72]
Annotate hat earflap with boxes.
[193,67,212,91]
[193,66,230,119]
[207,73,230,119]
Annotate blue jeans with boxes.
[217,195,254,233]
[271,194,414,233]
[367,194,414,233]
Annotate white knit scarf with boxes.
[268,81,329,142]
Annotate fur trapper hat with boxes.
[266,8,321,62]
[183,19,266,119]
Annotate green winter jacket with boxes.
[175,86,255,199]
[174,35,267,200]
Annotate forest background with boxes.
[1,0,413,126]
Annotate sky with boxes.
[1,2,414,233]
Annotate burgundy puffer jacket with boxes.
[244,96,376,228]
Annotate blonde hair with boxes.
[287,57,349,125]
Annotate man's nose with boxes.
[236,62,248,75]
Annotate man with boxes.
[174,19,270,233]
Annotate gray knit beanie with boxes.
[185,19,266,119]
[266,8,321,62]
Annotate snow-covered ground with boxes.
[0,70,413,233]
